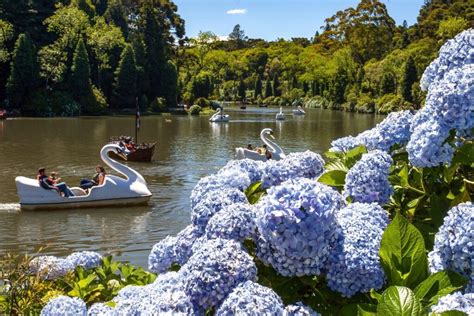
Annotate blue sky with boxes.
[174,0,425,40]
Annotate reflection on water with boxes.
[0,108,383,267]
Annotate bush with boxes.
[195,97,210,108]
[355,94,375,113]
[80,86,108,115]
[150,97,166,112]
[376,93,412,114]
[188,104,202,115]
[262,96,275,105]
[29,90,81,117]
[304,96,330,109]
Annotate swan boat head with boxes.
[235,128,285,161]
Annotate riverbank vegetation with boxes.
[0,0,472,116]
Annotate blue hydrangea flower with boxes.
[41,296,87,316]
[87,303,113,316]
[218,159,264,183]
[66,251,102,270]
[430,292,474,314]
[330,111,413,153]
[174,224,204,265]
[261,151,325,188]
[284,302,321,316]
[420,29,474,91]
[423,65,474,132]
[428,202,474,293]
[256,179,345,276]
[216,281,285,315]
[180,238,257,309]
[330,136,361,153]
[326,203,389,297]
[190,172,250,209]
[29,256,74,280]
[205,203,256,241]
[406,120,456,167]
[148,235,178,273]
[343,150,393,205]
[191,188,248,232]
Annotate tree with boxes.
[436,17,469,41]
[104,0,129,38]
[331,67,348,104]
[6,33,39,113]
[113,44,137,108]
[191,72,212,100]
[70,38,91,101]
[272,75,281,97]
[72,0,95,17]
[401,55,417,102]
[228,24,247,49]
[380,72,396,95]
[238,78,245,101]
[264,77,272,98]
[254,76,262,98]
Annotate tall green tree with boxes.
[70,38,91,101]
[264,77,272,98]
[6,33,39,113]
[228,24,247,49]
[238,78,245,101]
[331,67,348,104]
[380,72,396,95]
[113,44,137,108]
[254,76,262,98]
[104,0,129,38]
[272,75,281,97]
[401,55,417,102]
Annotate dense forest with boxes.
[0,0,472,116]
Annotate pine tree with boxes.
[6,33,39,113]
[272,75,281,97]
[113,44,137,109]
[264,77,272,98]
[254,76,262,98]
[70,38,91,100]
[380,72,396,95]
[401,56,417,102]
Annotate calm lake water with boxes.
[0,107,383,267]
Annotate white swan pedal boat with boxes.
[235,128,286,161]
[209,108,230,123]
[292,106,305,115]
[276,107,286,121]
[15,144,152,210]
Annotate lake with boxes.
[0,107,383,267]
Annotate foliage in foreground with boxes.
[0,254,156,315]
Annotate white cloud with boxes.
[218,35,229,41]
[226,9,247,15]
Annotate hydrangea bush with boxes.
[18,29,473,316]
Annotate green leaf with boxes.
[452,142,474,165]
[430,195,450,228]
[377,286,422,316]
[345,145,368,168]
[414,271,467,307]
[245,181,266,205]
[317,170,347,188]
[398,164,409,187]
[379,214,428,288]
[325,160,349,172]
